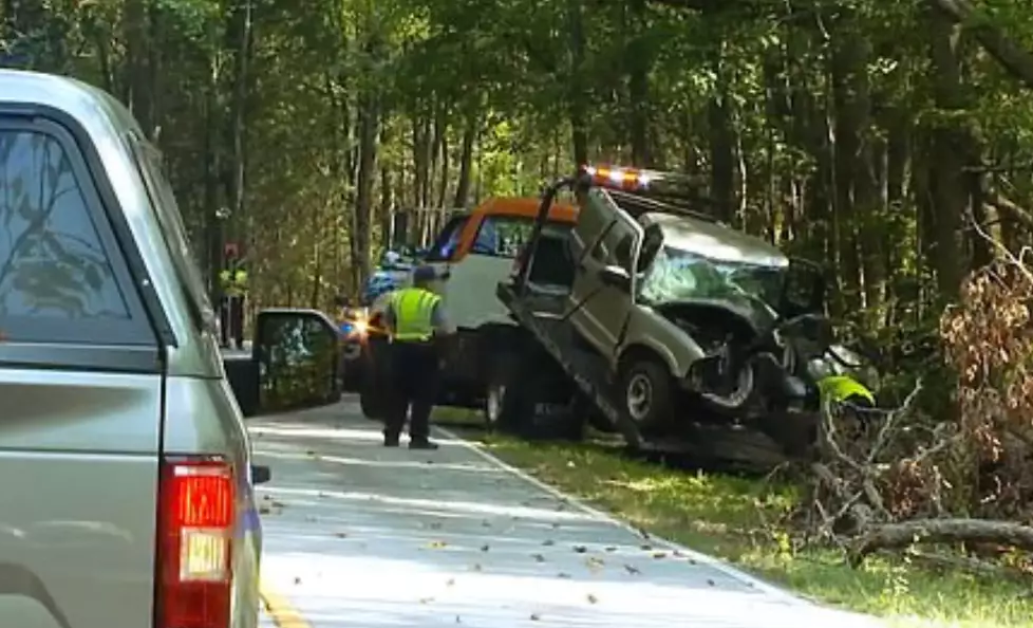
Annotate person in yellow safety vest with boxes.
[381,265,454,450]
[219,259,249,350]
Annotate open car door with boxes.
[566,188,644,356]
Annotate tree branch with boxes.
[850,519,1033,566]
[931,0,1033,90]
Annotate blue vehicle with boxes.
[359,248,424,305]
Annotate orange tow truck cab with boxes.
[359,197,578,417]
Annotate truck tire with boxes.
[620,357,674,431]
[485,343,583,441]
[483,358,522,431]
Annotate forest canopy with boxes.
[4,0,1033,578]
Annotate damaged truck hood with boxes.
[651,294,779,335]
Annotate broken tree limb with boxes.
[849,519,1033,567]
[931,0,1033,91]
[986,192,1033,230]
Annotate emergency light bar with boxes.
[579,164,708,193]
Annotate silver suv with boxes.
[0,70,264,628]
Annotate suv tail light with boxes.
[157,457,236,628]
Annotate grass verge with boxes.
[444,418,1030,628]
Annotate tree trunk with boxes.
[830,22,866,313]
[435,104,451,209]
[223,0,254,253]
[124,0,154,136]
[352,84,380,289]
[708,53,735,223]
[626,0,652,166]
[453,105,478,208]
[927,2,968,300]
[379,122,395,250]
[566,0,589,165]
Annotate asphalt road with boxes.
[251,398,885,628]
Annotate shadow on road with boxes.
[249,401,882,628]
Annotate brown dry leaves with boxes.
[938,260,1033,521]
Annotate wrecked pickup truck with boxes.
[492,165,875,461]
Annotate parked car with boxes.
[0,69,305,628]
[358,197,578,421]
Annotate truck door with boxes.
[0,115,165,627]
[567,189,643,356]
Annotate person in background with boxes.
[381,265,453,449]
[219,255,248,350]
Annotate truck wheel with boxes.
[484,382,507,429]
[620,358,673,430]
[483,358,523,432]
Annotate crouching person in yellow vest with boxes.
[219,261,249,350]
[382,265,453,450]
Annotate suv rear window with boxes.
[0,128,128,320]
[0,119,157,347]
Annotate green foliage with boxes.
[475,433,1033,627]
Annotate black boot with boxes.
[409,439,438,450]
[383,431,400,447]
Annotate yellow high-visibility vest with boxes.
[220,269,248,297]
[390,287,441,342]
[818,375,875,406]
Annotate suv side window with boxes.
[0,120,154,348]
[0,128,127,319]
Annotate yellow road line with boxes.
[260,582,312,628]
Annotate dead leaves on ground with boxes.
[258,494,286,515]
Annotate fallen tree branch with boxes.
[931,0,1033,91]
[907,550,1032,582]
[850,519,1033,566]
[986,192,1033,230]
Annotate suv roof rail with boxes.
[577,164,720,224]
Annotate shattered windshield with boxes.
[639,246,785,310]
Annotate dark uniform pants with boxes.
[384,341,440,443]
[220,296,245,349]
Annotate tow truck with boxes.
[493,165,875,463]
